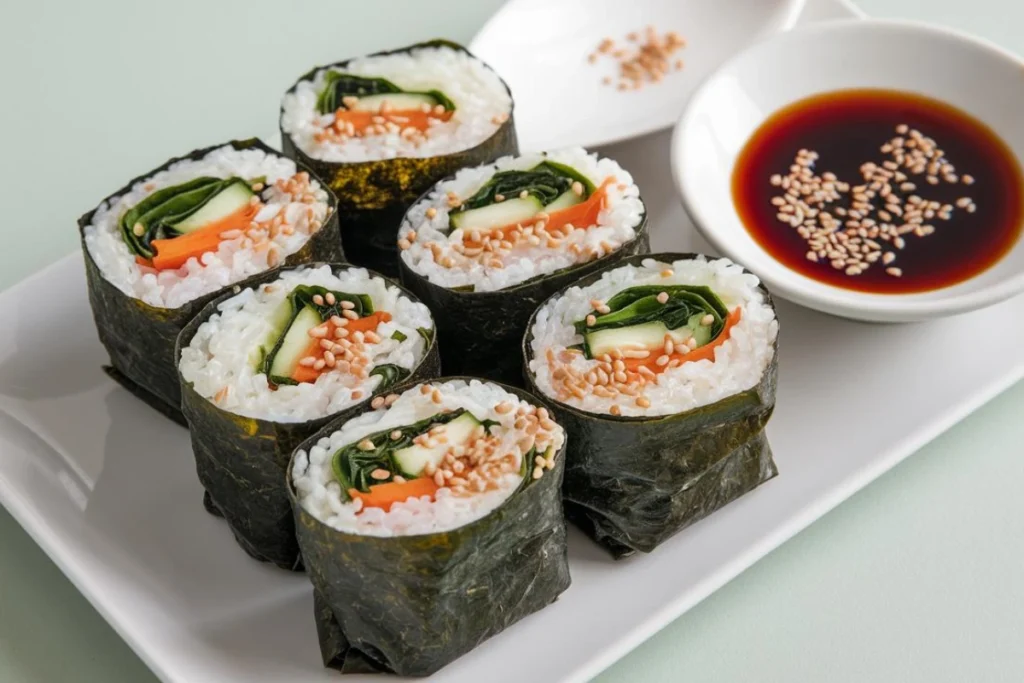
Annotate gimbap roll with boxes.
[177,264,439,569]
[398,147,649,384]
[289,378,570,676]
[524,253,779,557]
[79,139,342,422]
[281,40,517,276]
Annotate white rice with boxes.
[399,147,644,292]
[291,379,565,537]
[528,256,778,417]
[83,145,330,310]
[281,45,511,163]
[178,265,433,423]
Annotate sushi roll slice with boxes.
[79,139,342,422]
[177,264,440,569]
[280,39,517,276]
[398,147,649,384]
[524,253,779,558]
[289,378,570,675]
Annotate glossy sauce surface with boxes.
[732,89,1024,293]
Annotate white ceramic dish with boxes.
[11,3,1024,683]
[673,20,1024,322]
[469,0,807,152]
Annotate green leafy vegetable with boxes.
[368,363,410,391]
[330,409,472,496]
[416,326,434,345]
[119,177,254,258]
[573,284,729,358]
[390,330,408,342]
[315,73,455,115]
[451,161,596,219]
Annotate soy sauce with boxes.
[732,89,1024,293]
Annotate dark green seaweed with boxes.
[175,263,441,570]
[399,195,650,386]
[280,39,519,277]
[78,138,344,423]
[522,253,779,558]
[288,377,570,676]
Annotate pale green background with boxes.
[2,1,1023,681]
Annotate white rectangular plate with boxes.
[3,2,1021,682]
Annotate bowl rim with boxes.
[672,18,1024,321]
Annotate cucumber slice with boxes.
[251,299,295,370]
[585,321,693,358]
[172,181,253,234]
[688,314,714,347]
[268,306,322,379]
[394,412,481,477]
[544,190,583,212]
[450,196,543,231]
[351,92,440,112]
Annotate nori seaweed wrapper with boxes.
[288,377,571,676]
[78,138,344,425]
[176,263,441,570]
[399,210,650,386]
[279,39,519,277]
[522,253,779,558]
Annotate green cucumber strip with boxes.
[393,412,481,478]
[173,181,254,233]
[450,196,543,231]
[268,306,322,382]
[544,190,584,212]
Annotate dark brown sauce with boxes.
[732,88,1024,293]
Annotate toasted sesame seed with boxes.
[656,291,669,304]
[358,439,376,451]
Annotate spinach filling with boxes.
[316,74,456,115]
[331,409,497,497]
[119,176,259,259]
[573,285,729,359]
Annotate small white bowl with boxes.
[672,20,1024,322]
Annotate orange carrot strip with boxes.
[343,310,392,333]
[622,307,743,374]
[289,338,323,384]
[333,108,453,134]
[289,310,394,384]
[463,178,614,249]
[148,203,259,271]
[349,477,439,512]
